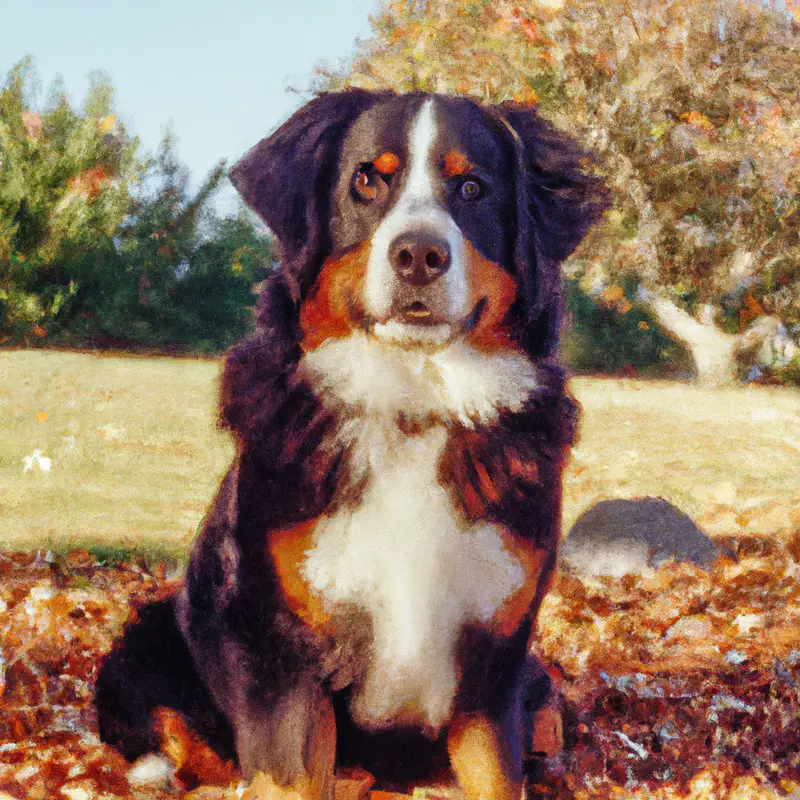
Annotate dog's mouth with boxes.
[398,301,438,325]
[364,297,487,350]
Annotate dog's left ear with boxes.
[494,104,609,357]
[229,89,386,300]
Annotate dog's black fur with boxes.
[96,89,607,794]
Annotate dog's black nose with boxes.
[390,234,450,286]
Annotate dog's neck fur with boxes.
[297,333,537,732]
[298,330,539,428]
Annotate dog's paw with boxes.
[240,771,371,800]
[242,772,307,800]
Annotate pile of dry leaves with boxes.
[0,533,798,799]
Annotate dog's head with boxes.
[230,90,606,360]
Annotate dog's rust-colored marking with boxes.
[373,151,401,175]
[153,707,239,789]
[448,713,522,800]
[334,770,375,800]
[491,531,547,638]
[471,458,502,506]
[268,519,330,629]
[441,432,544,524]
[463,241,517,352]
[439,431,503,521]
[300,246,368,351]
[442,151,474,179]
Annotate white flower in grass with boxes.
[23,450,52,473]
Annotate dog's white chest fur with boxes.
[298,334,534,731]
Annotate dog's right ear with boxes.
[490,104,608,359]
[229,89,387,300]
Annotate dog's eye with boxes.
[352,166,389,202]
[353,168,378,200]
[459,179,483,201]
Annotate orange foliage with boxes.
[97,114,116,134]
[512,86,538,106]
[519,17,541,43]
[601,285,625,303]
[679,111,715,136]
[739,291,765,330]
[68,166,110,199]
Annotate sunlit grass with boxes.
[565,376,800,538]
[0,350,233,559]
[1,350,798,558]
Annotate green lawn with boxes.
[0,350,233,559]
[1,349,798,558]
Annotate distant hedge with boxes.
[563,279,693,379]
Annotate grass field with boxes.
[0,350,233,559]
[1,348,799,558]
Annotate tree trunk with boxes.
[645,295,740,386]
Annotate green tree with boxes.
[0,58,273,353]
[70,131,273,352]
[167,212,276,352]
[0,59,138,341]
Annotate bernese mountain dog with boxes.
[96,89,607,799]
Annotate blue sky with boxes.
[3,0,378,211]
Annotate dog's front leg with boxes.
[449,621,534,800]
[236,680,336,800]
[448,706,524,800]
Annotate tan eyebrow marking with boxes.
[442,151,474,178]
[373,151,401,175]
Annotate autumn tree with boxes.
[321,0,800,383]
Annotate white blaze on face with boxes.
[364,99,468,341]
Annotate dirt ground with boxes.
[0,535,799,800]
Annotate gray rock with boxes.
[561,497,720,578]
